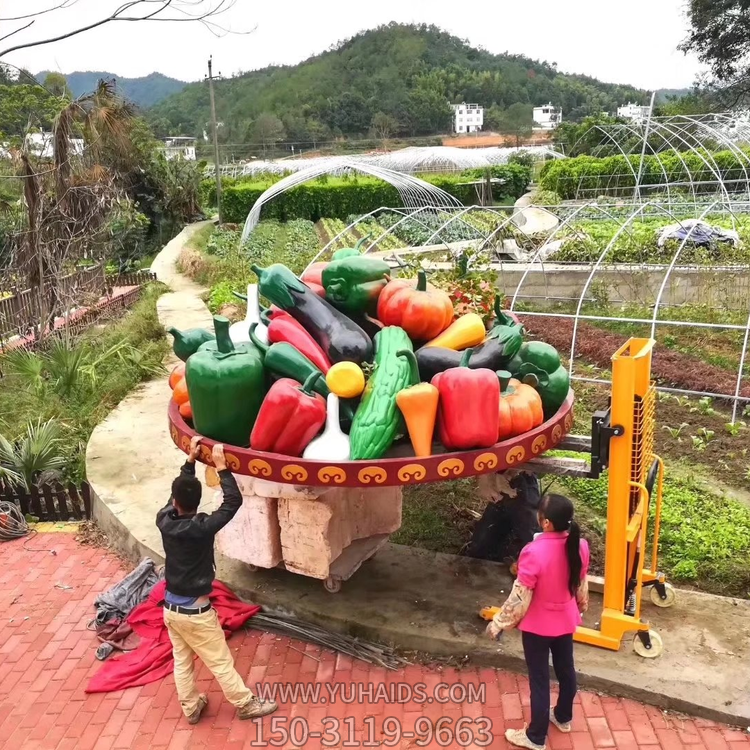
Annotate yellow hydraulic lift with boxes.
[575,337,673,658]
[481,338,675,658]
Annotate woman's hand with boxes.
[485,621,503,641]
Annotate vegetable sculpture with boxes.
[185,316,265,446]
[508,342,570,418]
[377,270,453,341]
[349,326,414,460]
[250,373,327,457]
[172,258,573,467]
[253,263,373,364]
[432,348,500,450]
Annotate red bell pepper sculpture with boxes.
[432,348,500,451]
[266,311,332,374]
[250,373,327,457]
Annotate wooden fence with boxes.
[0,284,148,355]
[109,270,157,288]
[0,481,91,521]
[0,263,107,341]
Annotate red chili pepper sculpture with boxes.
[250,373,327,457]
[266,311,332,373]
[432,348,500,450]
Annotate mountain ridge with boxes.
[148,23,649,143]
[35,70,189,109]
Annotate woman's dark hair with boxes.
[540,493,582,596]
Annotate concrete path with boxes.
[88,222,215,564]
[87,221,750,729]
[2,529,748,750]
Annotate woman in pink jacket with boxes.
[487,494,589,750]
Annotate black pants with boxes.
[522,631,577,746]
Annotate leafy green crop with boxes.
[561,472,750,595]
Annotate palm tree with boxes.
[0,419,66,491]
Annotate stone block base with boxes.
[216,491,283,569]
[278,486,402,579]
[218,476,402,580]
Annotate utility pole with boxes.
[207,56,223,225]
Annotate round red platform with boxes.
[168,390,574,487]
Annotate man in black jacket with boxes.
[157,436,277,725]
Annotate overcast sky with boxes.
[5,0,703,90]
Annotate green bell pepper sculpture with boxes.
[322,256,390,315]
[168,326,215,362]
[508,341,570,419]
[185,316,266,447]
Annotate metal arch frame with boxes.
[210,145,566,181]
[509,202,638,310]
[567,202,700,376]
[302,206,462,273]
[507,200,749,420]
[568,113,750,205]
[240,160,462,244]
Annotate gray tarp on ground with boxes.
[657,219,740,248]
[94,557,162,624]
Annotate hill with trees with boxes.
[148,23,648,147]
[35,70,188,109]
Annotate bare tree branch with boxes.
[0,21,35,46]
[0,0,244,59]
[0,0,79,22]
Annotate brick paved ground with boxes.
[0,529,747,750]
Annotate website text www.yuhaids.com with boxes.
[254,681,486,706]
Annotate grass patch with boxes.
[558,472,750,597]
[187,222,216,253]
[394,479,480,554]
[0,283,168,483]
[179,220,321,313]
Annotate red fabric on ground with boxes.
[85,579,260,693]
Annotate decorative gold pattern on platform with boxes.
[317,466,346,484]
[438,458,465,477]
[205,467,221,488]
[358,466,387,484]
[170,426,179,445]
[180,435,191,452]
[506,446,526,464]
[397,464,427,482]
[248,459,272,477]
[281,464,308,482]
[199,445,213,465]
[532,435,547,455]
[474,453,498,471]
[551,424,563,443]
[564,413,573,432]
[224,452,241,471]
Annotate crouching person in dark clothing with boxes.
[157,435,277,725]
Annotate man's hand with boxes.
[212,443,227,472]
[486,621,503,641]
[187,435,202,463]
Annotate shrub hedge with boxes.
[539,147,750,199]
[209,164,531,224]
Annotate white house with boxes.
[617,102,652,121]
[452,103,484,134]
[533,104,562,130]
[161,136,197,161]
[22,131,85,159]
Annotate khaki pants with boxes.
[164,607,254,717]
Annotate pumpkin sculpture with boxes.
[377,269,453,341]
[497,370,544,440]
